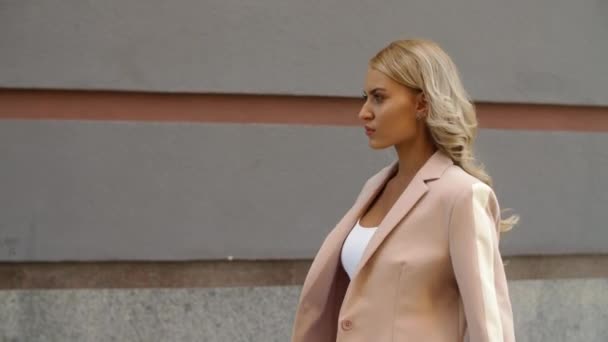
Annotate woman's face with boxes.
[358,67,426,150]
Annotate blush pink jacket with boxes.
[291,151,515,342]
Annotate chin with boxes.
[368,139,391,150]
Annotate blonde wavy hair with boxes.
[369,39,518,232]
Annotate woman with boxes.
[291,39,518,342]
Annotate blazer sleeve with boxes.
[448,182,516,342]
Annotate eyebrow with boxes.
[363,87,387,95]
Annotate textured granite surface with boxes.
[510,278,608,341]
[1,279,607,341]
[0,286,300,342]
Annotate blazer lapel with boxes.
[296,151,453,321]
[350,150,454,281]
[301,162,399,284]
[327,161,403,256]
[293,162,399,333]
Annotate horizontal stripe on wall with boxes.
[1,255,607,289]
[1,90,607,132]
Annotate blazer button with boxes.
[341,319,353,331]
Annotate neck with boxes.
[392,136,437,183]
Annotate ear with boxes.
[415,92,428,115]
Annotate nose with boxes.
[358,103,373,122]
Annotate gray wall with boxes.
[1,120,607,261]
[1,1,607,261]
[1,0,607,105]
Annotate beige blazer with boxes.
[291,151,515,342]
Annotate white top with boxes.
[341,218,378,279]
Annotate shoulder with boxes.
[436,165,494,197]
[435,165,499,215]
[359,161,395,187]
[351,161,396,202]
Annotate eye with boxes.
[373,94,383,103]
[362,92,368,101]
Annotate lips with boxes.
[365,127,375,136]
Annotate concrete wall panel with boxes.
[1,0,607,105]
[0,120,606,260]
